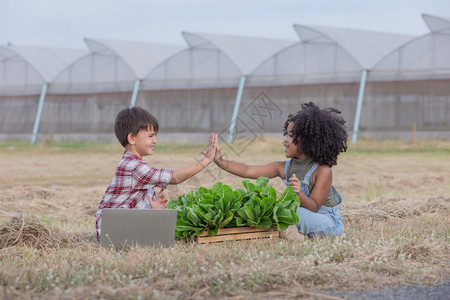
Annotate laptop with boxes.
[100,208,177,250]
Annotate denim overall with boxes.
[284,160,344,237]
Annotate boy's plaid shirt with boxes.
[96,150,173,240]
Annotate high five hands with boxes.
[201,133,218,163]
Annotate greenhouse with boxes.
[363,14,450,140]
[0,45,87,143]
[0,14,449,143]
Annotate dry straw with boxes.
[0,214,82,250]
[342,195,449,223]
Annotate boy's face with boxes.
[283,122,300,158]
[127,126,157,158]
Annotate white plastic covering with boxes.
[371,14,450,80]
[50,38,185,94]
[423,14,450,33]
[357,14,450,136]
[0,45,86,95]
[250,25,414,85]
[297,26,414,69]
[85,38,185,79]
[0,45,86,136]
[142,32,296,90]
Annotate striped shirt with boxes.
[96,150,173,241]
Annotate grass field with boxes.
[0,137,449,299]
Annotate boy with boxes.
[96,106,216,241]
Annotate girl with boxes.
[214,102,348,237]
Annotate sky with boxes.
[1,0,450,49]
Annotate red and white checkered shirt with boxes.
[96,150,173,241]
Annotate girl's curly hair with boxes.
[283,102,348,167]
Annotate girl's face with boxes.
[127,126,157,158]
[283,122,300,158]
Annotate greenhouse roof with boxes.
[2,15,448,95]
[182,32,296,75]
[84,38,185,78]
[49,39,187,94]
[294,25,415,69]
[1,45,86,83]
[371,14,450,80]
[422,14,450,33]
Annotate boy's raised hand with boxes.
[201,133,217,163]
[289,173,301,196]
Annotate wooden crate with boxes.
[196,226,279,245]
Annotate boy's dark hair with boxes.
[283,102,347,167]
[114,106,159,147]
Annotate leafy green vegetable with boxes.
[167,177,300,239]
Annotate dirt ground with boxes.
[0,138,449,299]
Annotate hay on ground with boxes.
[0,215,82,250]
[342,195,449,224]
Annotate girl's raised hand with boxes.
[214,135,223,164]
[201,133,217,163]
[289,173,301,196]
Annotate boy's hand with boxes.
[201,133,217,163]
[289,173,301,196]
[148,189,168,209]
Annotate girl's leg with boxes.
[296,206,344,237]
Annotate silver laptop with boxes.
[100,208,177,250]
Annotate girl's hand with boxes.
[289,173,301,196]
[201,133,217,163]
[148,189,168,209]
[214,136,223,164]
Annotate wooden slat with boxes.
[198,226,277,237]
[198,231,277,243]
[198,236,279,245]
[196,226,280,245]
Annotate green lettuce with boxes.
[167,177,300,239]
